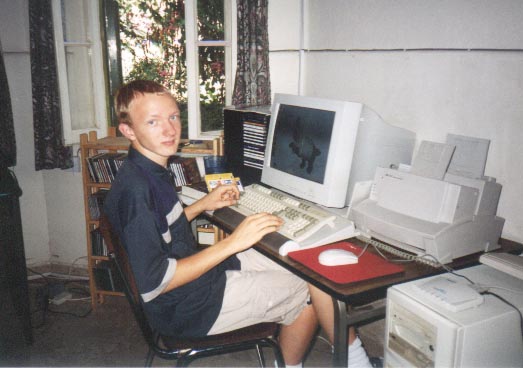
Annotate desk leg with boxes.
[332,298,348,367]
[333,298,387,367]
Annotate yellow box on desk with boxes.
[204,173,243,192]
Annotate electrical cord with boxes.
[26,266,92,327]
[356,236,523,352]
[357,235,442,268]
[27,267,51,284]
[437,266,523,350]
[480,290,523,350]
[356,236,488,282]
[67,255,88,279]
[47,307,92,318]
[443,267,475,285]
[473,284,523,295]
[354,242,370,258]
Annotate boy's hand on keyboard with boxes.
[200,184,240,211]
[226,213,284,253]
[184,184,240,222]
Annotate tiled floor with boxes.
[2,277,384,367]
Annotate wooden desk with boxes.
[210,207,523,367]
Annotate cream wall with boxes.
[1,0,50,266]
[1,0,87,268]
[269,0,523,243]
[1,0,521,270]
[268,0,302,95]
[43,169,86,268]
[306,0,523,49]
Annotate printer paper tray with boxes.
[353,200,450,240]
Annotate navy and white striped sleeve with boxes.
[121,210,178,302]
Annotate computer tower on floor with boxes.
[385,264,523,367]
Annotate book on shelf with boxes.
[88,189,109,220]
[243,120,267,169]
[87,152,126,183]
[87,152,203,188]
[93,261,124,292]
[168,156,202,187]
[90,228,107,256]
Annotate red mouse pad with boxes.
[288,241,404,284]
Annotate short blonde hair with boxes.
[114,80,173,125]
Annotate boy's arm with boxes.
[162,212,283,293]
[183,184,240,221]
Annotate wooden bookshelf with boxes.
[80,128,223,308]
[80,128,129,308]
[179,136,223,155]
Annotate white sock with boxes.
[348,337,372,368]
[274,360,303,368]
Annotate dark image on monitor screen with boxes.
[270,104,335,184]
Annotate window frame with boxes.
[185,0,237,139]
[52,0,108,145]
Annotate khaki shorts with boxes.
[207,248,310,335]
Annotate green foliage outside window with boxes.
[117,0,226,137]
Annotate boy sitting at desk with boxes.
[103,80,373,368]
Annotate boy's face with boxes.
[119,92,181,166]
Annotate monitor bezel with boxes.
[261,93,363,208]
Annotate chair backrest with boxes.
[98,215,158,347]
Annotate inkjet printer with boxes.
[351,134,505,264]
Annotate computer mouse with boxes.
[318,248,359,266]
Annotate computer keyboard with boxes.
[232,184,337,243]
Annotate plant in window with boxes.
[118,0,227,136]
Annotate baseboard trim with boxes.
[27,272,89,281]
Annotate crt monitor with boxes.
[261,93,416,209]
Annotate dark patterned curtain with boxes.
[29,0,73,171]
[232,0,271,107]
[0,39,16,168]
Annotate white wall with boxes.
[1,0,50,266]
[1,0,521,270]
[268,0,302,95]
[1,0,87,268]
[43,169,86,268]
[269,0,523,243]
[306,0,523,49]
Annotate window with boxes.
[186,0,236,138]
[52,0,108,145]
[118,0,236,139]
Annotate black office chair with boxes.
[99,215,285,367]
